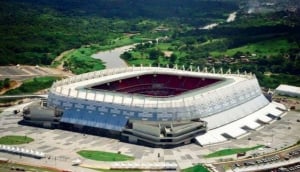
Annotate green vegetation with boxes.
[77,150,134,161]
[258,74,300,89]
[60,36,144,74]
[0,135,34,145]
[4,76,60,95]
[210,38,299,57]
[99,36,146,51]
[0,0,237,65]
[121,42,181,67]
[182,164,210,172]
[61,45,105,74]
[0,98,21,104]
[0,162,58,172]
[0,78,10,90]
[204,145,264,158]
[1,0,300,89]
[121,10,300,88]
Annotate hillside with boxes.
[0,0,300,89]
[0,0,238,65]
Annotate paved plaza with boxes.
[0,101,300,171]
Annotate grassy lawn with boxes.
[77,150,134,161]
[182,164,210,172]
[204,145,264,158]
[197,38,226,47]
[0,135,34,145]
[210,38,298,57]
[231,15,285,28]
[4,76,60,95]
[156,43,174,50]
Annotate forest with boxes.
[0,0,237,65]
[120,10,300,88]
[1,0,300,88]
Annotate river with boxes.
[93,12,238,68]
[91,45,135,69]
[200,11,237,30]
[226,12,237,22]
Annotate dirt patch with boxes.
[163,51,173,57]
[52,49,74,71]
[0,80,22,95]
[273,96,300,110]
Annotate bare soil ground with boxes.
[52,49,74,71]
[163,51,173,57]
[0,80,22,95]
[273,96,300,110]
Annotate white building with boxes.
[275,84,300,98]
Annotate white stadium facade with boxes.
[41,66,286,147]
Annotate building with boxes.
[23,66,286,147]
[275,84,300,98]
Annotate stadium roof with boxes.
[51,67,254,108]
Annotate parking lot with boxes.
[0,65,73,80]
[212,111,300,172]
[231,148,300,170]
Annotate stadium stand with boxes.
[20,66,286,147]
[196,102,286,146]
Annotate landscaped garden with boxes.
[77,150,134,161]
[182,164,210,172]
[204,145,264,158]
[0,135,34,145]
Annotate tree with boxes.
[170,53,177,63]
[0,80,3,89]
[3,78,10,88]
[149,49,162,60]
[121,52,132,60]
[233,51,244,59]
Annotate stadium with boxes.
[24,66,286,147]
